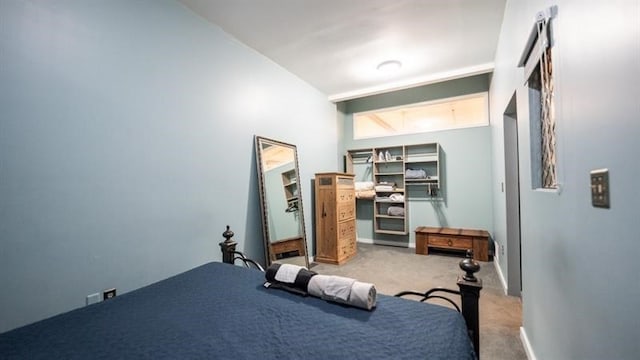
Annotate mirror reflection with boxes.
[255,136,309,268]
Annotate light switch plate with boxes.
[590,169,610,208]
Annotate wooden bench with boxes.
[415,227,490,261]
[269,236,306,261]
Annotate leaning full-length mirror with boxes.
[255,136,309,268]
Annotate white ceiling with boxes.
[179,0,506,101]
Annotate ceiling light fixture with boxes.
[376,60,402,73]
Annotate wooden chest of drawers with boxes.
[315,173,356,265]
[415,227,490,262]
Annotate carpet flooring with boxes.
[310,243,527,360]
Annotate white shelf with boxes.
[375,188,405,193]
[405,154,438,163]
[375,214,405,219]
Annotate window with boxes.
[520,6,558,189]
[353,92,488,139]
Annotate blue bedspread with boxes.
[0,262,475,359]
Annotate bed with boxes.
[0,232,482,359]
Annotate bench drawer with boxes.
[428,235,472,249]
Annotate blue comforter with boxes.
[0,262,475,359]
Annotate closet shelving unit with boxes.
[281,169,299,211]
[346,142,442,236]
[404,143,441,198]
[372,146,407,235]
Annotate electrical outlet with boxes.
[103,288,116,300]
[86,293,101,306]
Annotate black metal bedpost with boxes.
[219,225,237,264]
[457,249,483,359]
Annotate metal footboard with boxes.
[394,250,483,359]
[231,250,265,272]
[395,288,462,312]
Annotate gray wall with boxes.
[490,0,640,358]
[340,74,494,246]
[0,0,338,333]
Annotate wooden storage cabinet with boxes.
[315,173,357,265]
[337,221,356,259]
[415,227,490,262]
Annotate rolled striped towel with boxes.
[265,263,317,293]
[308,275,377,311]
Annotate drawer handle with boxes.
[447,240,453,246]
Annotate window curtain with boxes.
[519,6,558,189]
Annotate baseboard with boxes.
[357,238,414,248]
[494,259,509,295]
[356,237,375,244]
[520,327,537,360]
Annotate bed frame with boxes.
[395,255,483,357]
[219,226,483,358]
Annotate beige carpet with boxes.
[310,243,527,360]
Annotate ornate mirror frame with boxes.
[254,136,309,268]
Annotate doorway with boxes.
[503,93,522,297]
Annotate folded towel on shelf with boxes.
[308,275,377,310]
[387,206,405,217]
[375,185,395,192]
[356,189,376,199]
[355,181,376,199]
[375,181,396,192]
[355,181,375,191]
[405,168,428,179]
[389,193,404,202]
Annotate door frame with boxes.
[503,93,522,297]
